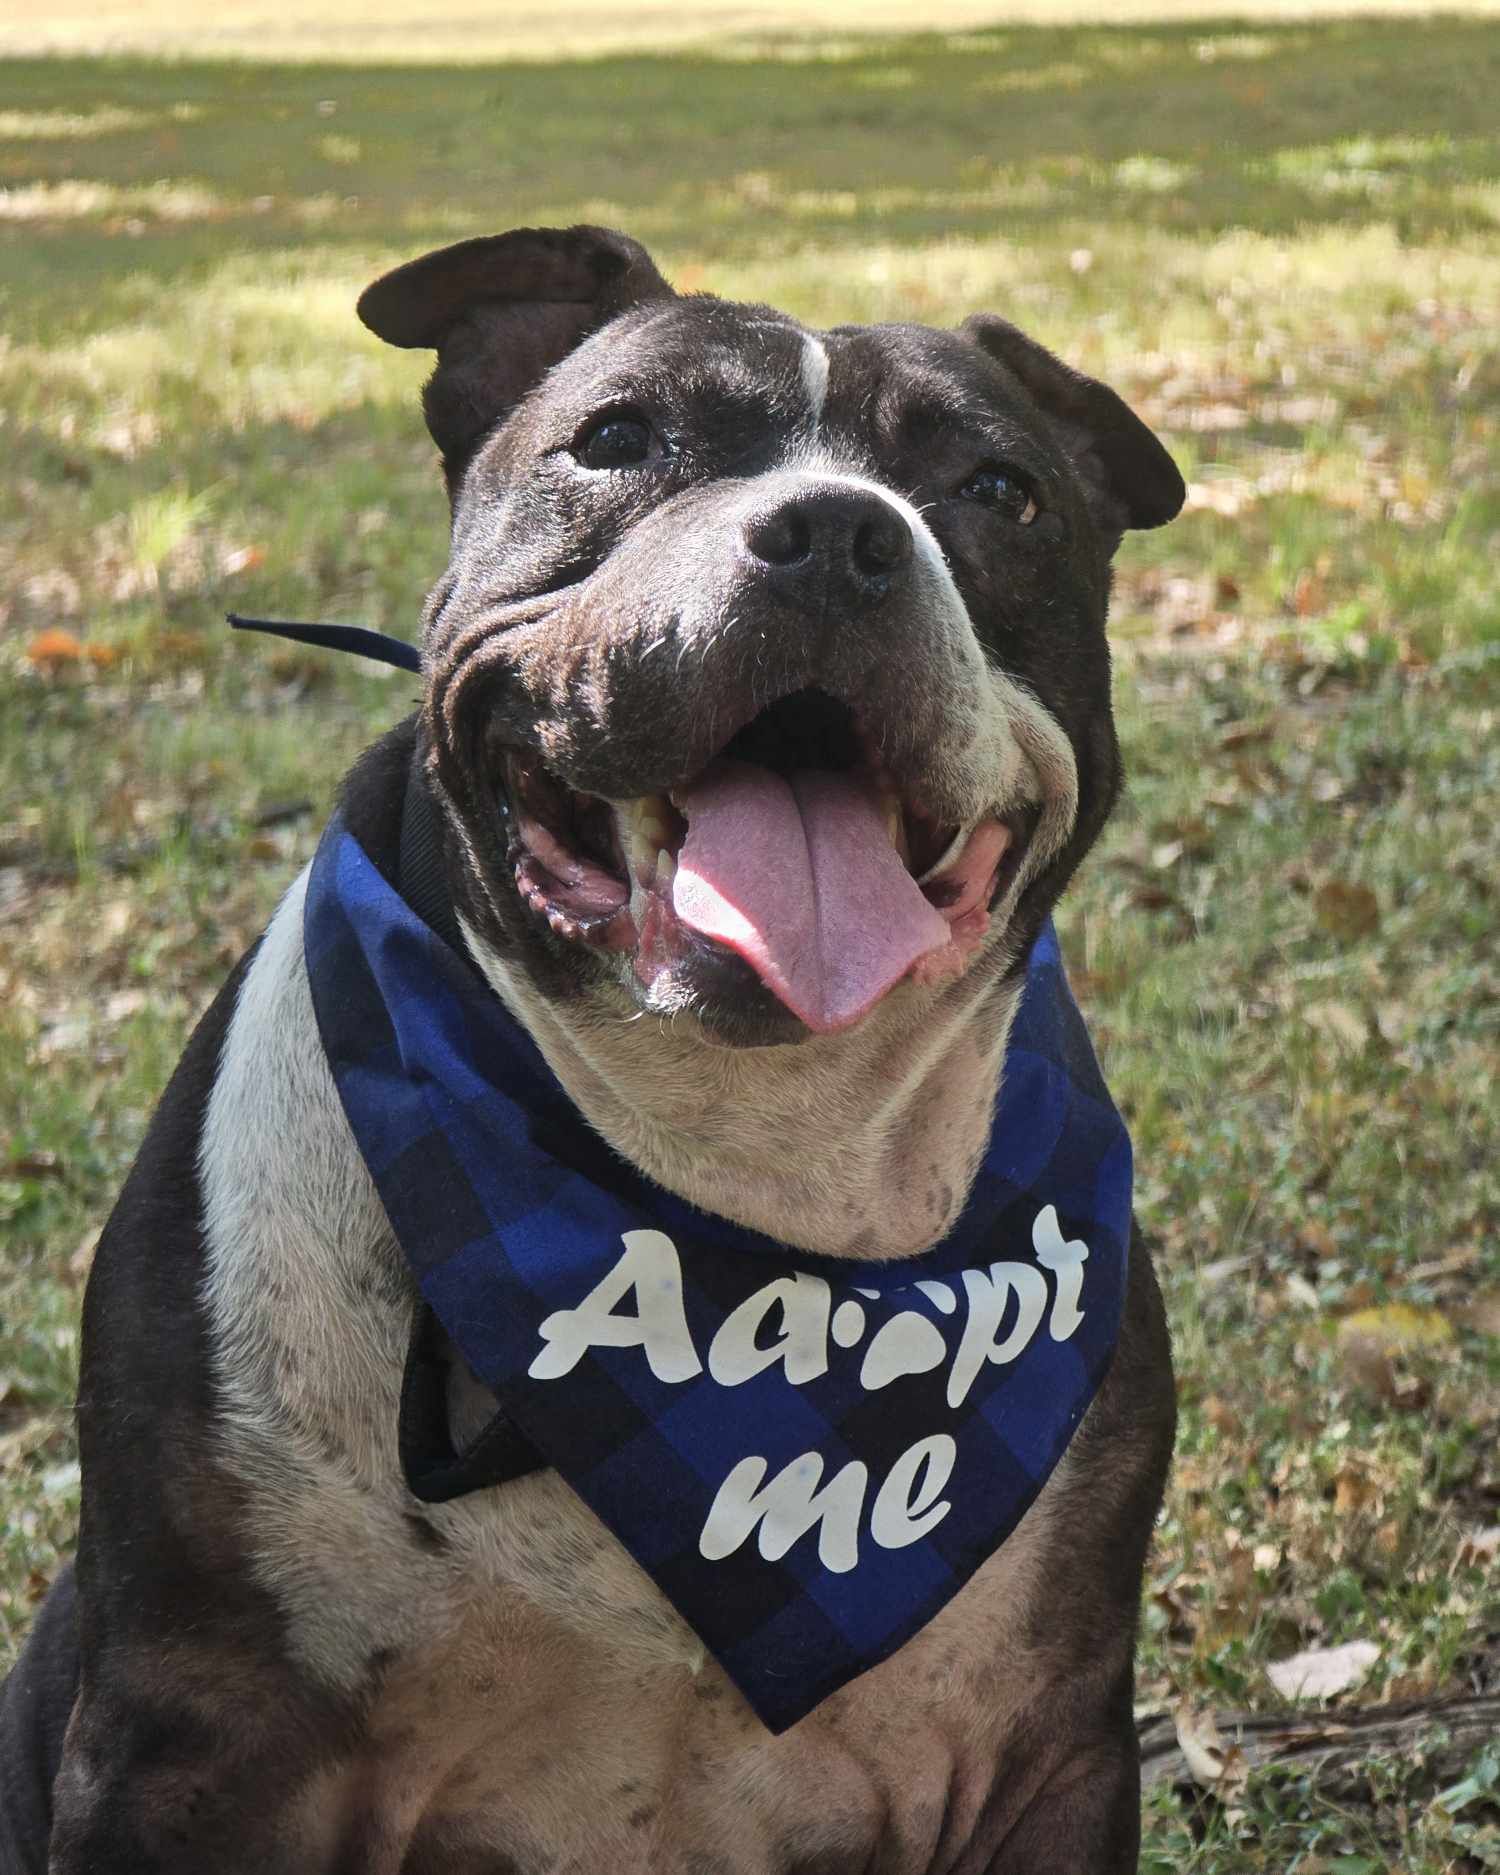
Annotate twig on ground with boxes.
[1139,1689,1500,1798]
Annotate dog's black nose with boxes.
[742,485,913,603]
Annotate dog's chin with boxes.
[609,940,818,1050]
[467,687,1042,1050]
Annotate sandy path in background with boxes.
[4,0,1498,65]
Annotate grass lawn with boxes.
[2,8,1497,1866]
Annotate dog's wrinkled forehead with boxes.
[504,298,817,454]
[497,297,1061,492]
[358,224,1183,535]
[547,298,814,404]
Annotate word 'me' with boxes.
[528,1210,1089,1572]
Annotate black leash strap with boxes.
[229,609,549,1499]
[227,612,423,674]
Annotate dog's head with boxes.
[359,225,1182,1047]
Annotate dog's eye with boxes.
[576,412,658,471]
[957,463,1038,525]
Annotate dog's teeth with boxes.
[617,793,671,867]
[878,789,911,865]
[918,824,972,884]
[655,847,676,888]
[613,793,675,894]
[622,794,670,832]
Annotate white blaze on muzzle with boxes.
[657,465,1078,1030]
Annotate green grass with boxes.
[2,11,1498,1867]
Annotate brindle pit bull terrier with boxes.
[0,225,1182,1874]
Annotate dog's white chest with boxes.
[198,875,1067,1871]
[291,1478,1058,1875]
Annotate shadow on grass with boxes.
[1,14,1498,340]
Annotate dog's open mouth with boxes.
[498,689,1034,1034]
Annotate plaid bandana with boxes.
[303,808,1131,1732]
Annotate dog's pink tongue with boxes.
[672,761,949,1032]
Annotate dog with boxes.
[1,224,1182,1874]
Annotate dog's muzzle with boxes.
[499,682,1035,1035]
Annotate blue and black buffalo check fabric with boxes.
[303,809,1132,1732]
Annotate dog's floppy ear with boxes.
[358,224,673,486]
[960,313,1184,534]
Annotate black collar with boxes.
[230,612,465,957]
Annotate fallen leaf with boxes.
[1292,569,1327,617]
[98,899,134,942]
[1406,1248,1480,1287]
[1457,1289,1500,1339]
[36,1015,91,1060]
[1151,1579,1197,1637]
[26,628,83,670]
[1158,815,1217,858]
[1123,882,1187,915]
[1337,1303,1452,1407]
[1217,716,1275,749]
[1297,1218,1337,1258]
[1266,1640,1380,1701]
[1199,1254,1252,1288]
[219,544,265,576]
[1202,1394,1242,1437]
[1457,1526,1500,1569]
[1338,1304,1455,1353]
[1284,1273,1321,1311]
[4,1150,65,1179]
[1173,1700,1249,1812]
[155,629,207,662]
[1333,1464,1380,1516]
[1314,880,1379,943]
